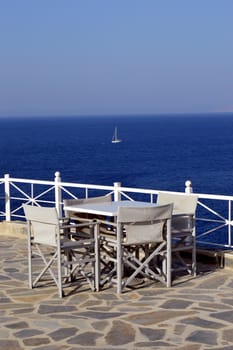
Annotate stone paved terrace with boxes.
[2,234,233,350]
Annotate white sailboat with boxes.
[111,126,122,143]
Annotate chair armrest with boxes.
[60,221,96,229]
[172,213,194,218]
[95,219,117,237]
[171,213,195,234]
[96,219,117,228]
[60,220,99,240]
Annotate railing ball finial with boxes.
[185,180,193,193]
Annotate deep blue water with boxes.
[2,113,233,246]
[1,113,233,196]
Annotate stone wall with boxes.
[0,221,27,238]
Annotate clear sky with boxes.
[0,0,233,117]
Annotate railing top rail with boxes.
[1,176,233,201]
[0,177,56,186]
[196,193,233,201]
[115,187,233,201]
[60,182,115,191]
[0,177,115,191]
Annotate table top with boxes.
[64,200,156,217]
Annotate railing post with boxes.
[185,180,193,193]
[114,182,121,201]
[4,174,11,221]
[55,171,62,217]
[228,200,232,246]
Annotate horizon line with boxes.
[0,111,233,119]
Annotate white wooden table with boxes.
[64,200,156,217]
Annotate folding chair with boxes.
[157,192,198,278]
[23,204,99,298]
[63,194,112,222]
[63,194,113,237]
[100,204,173,293]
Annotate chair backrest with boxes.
[157,192,198,232]
[157,192,198,215]
[117,204,173,245]
[63,194,112,219]
[23,204,59,246]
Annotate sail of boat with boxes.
[112,126,122,143]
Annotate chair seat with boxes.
[60,237,95,249]
[171,230,194,237]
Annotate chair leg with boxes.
[117,233,123,294]
[27,223,33,289]
[192,240,197,277]
[94,224,100,292]
[28,243,33,289]
[57,249,63,298]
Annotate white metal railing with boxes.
[0,172,233,250]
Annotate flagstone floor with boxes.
[1,236,233,350]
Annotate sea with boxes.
[1,113,233,196]
[1,113,233,246]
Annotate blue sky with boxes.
[0,0,233,117]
